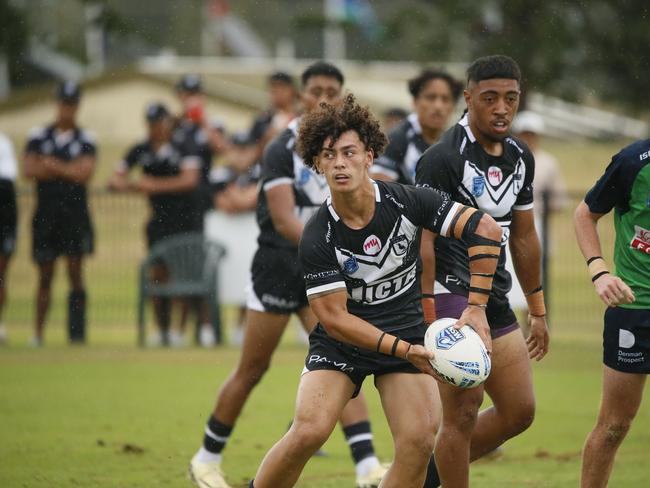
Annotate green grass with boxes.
[1,326,650,488]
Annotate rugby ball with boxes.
[424,317,491,388]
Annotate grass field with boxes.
[1,76,648,487]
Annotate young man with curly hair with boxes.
[249,94,502,488]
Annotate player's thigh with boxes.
[483,328,534,409]
[296,306,317,334]
[598,365,647,423]
[376,372,441,439]
[237,309,290,370]
[293,370,357,439]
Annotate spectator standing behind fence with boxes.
[506,111,569,311]
[0,131,18,344]
[107,103,215,347]
[23,81,96,346]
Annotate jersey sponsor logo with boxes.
[472,176,485,197]
[640,151,650,161]
[305,269,340,280]
[630,225,650,254]
[390,235,409,256]
[307,354,354,373]
[487,166,503,186]
[619,329,635,348]
[350,262,417,304]
[343,256,359,274]
[363,235,382,255]
[261,293,299,310]
[435,326,465,350]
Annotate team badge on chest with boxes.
[363,235,382,255]
[487,166,503,186]
[343,256,359,274]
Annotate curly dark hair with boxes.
[297,93,387,171]
[408,68,463,102]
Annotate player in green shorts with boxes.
[574,139,650,488]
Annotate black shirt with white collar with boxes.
[372,113,430,184]
[25,124,96,207]
[299,180,458,332]
[415,113,535,300]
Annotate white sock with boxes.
[355,455,380,478]
[194,447,222,464]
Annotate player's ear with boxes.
[463,88,471,108]
[312,156,322,174]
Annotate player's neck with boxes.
[55,120,75,132]
[421,125,442,145]
[331,182,376,230]
[471,124,503,157]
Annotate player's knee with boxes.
[598,420,631,446]
[236,361,270,389]
[395,428,436,460]
[507,400,536,436]
[290,419,331,452]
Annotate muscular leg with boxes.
[581,366,646,488]
[66,256,87,342]
[35,260,55,342]
[469,328,535,460]
[254,370,356,488]
[376,373,439,488]
[434,381,484,488]
[213,309,290,425]
[296,306,382,474]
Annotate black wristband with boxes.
[421,293,436,299]
[587,256,603,265]
[591,271,610,282]
[391,337,400,357]
[376,332,386,353]
[525,286,543,297]
[468,286,491,295]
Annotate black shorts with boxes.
[603,307,650,374]
[32,205,94,263]
[247,245,309,314]
[435,293,519,339]
[304,323,426,397]
[0,179,17,256]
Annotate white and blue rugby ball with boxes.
[424,317,491,389]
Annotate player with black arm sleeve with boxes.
[249,94,502,488]
[415,55,549,488]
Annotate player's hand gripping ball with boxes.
[424,317,491,388]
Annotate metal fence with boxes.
[4,189,613,341]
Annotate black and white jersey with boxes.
[415,113,535,299]
[172,119,212,184]
[120,140,201,222]
[372,113,430,184]
[209,162,261,196]
[25,124,96,206]
[300,180,459,332]
[257,117,330,249]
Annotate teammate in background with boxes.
[108,103,209,346]
[381,107,408,133]
[512,110,568,224]
[575,141,648,488]
[0,131,18,344]
[189,62,386,488]
[507,110,568,313]
[250,94,502,488]
[24,81,96,346]
[371,69,462,184]
[248,71,299,149]
[415,55,550,487]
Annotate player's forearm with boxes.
[318,308,410,358]
[419,230,436,294]
[273,216,304,245]
[510,230,543,293]
[574,201,604,261]
[144,174,198,194]
[462,213,503,305]
[51,158,94,184]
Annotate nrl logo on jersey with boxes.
[472,176,485,197]
[630,225,650,254]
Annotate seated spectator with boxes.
[108,102,215,347]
